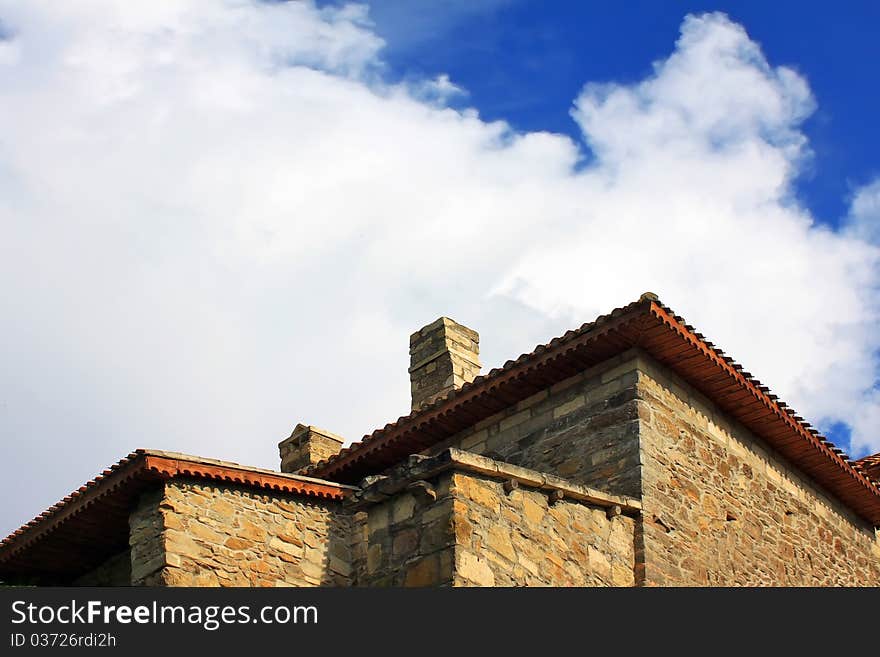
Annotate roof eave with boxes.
[310,295,880,526]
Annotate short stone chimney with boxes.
[278,424,345,473]
[409,317,481,412]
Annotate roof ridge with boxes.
[0,449,353,558]
[306,293,656,477]
[306,293,880,525]
[646,298,871,478]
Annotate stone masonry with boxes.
[348,450,639,586]
[432,351,645,498]
[76,448,639,587]
[129,480,352,586]
[409,317,481,412]
[451,473,635,586]
[4,305,879,587]
[635,355,880,585]
[279,424,345,474]
[354,474,455,587]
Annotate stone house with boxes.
[2,293,879,586]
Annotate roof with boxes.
[0,449,353,581]
[855,453,880,483]
[308,293,880,526]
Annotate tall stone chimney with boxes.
[278,424,345,473]
[409,317,481,412]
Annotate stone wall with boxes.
[350,450,639,587]
[435,352,644,498]
[355,475,456,586]
[129,480,352,587]
[452,472,635,586]
[430,348,880,586]
[130,487,165,586]
[636,356,880,586]
[113,350,879,588]
[73,550,131,586]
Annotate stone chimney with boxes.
[278,424,345,474]
[409,317,481,412]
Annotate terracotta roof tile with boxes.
[854,453,880,482]
[0,449,353,579]
[308,293,880,525]
[306,295,653,478]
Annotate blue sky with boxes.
[359,0,880,226]
[345,0,880,451]
[0,2,878,536]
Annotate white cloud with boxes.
[0,3,878,535]
[410,73,466,105]
[845,178,880,244]
[495,13,880,454]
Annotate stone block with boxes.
[588,546,612,581]
[224,537,253,551]
[553,396,586,419]
[404,555,441,587]
[460,429,489,451]
[391,494,416,524]
[455,476,500,512]
[269,536,302,557]
[522,496,546,525]
[392,528,419,558]
[367,543,383,574]
[457,550,495,586]
[238,521,268,543]
[421,498,454,524]
[499,409,531,433]
[486,525,516,562]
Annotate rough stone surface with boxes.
[130,480,352,587]
[451,473,635,586]
[439,353,644,498]
[352,466,635,587]
[636,357,880,586]
[409,317,481,412]
[45,349,880,588]
[278,424,345,474]
[355,477,455,586]
[130,487,166,586]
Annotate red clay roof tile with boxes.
[308,293,880,525]
[855,453,880,483]
[0,449,353,578]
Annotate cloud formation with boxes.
[846,178,880,245]
[0,3,877,534]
